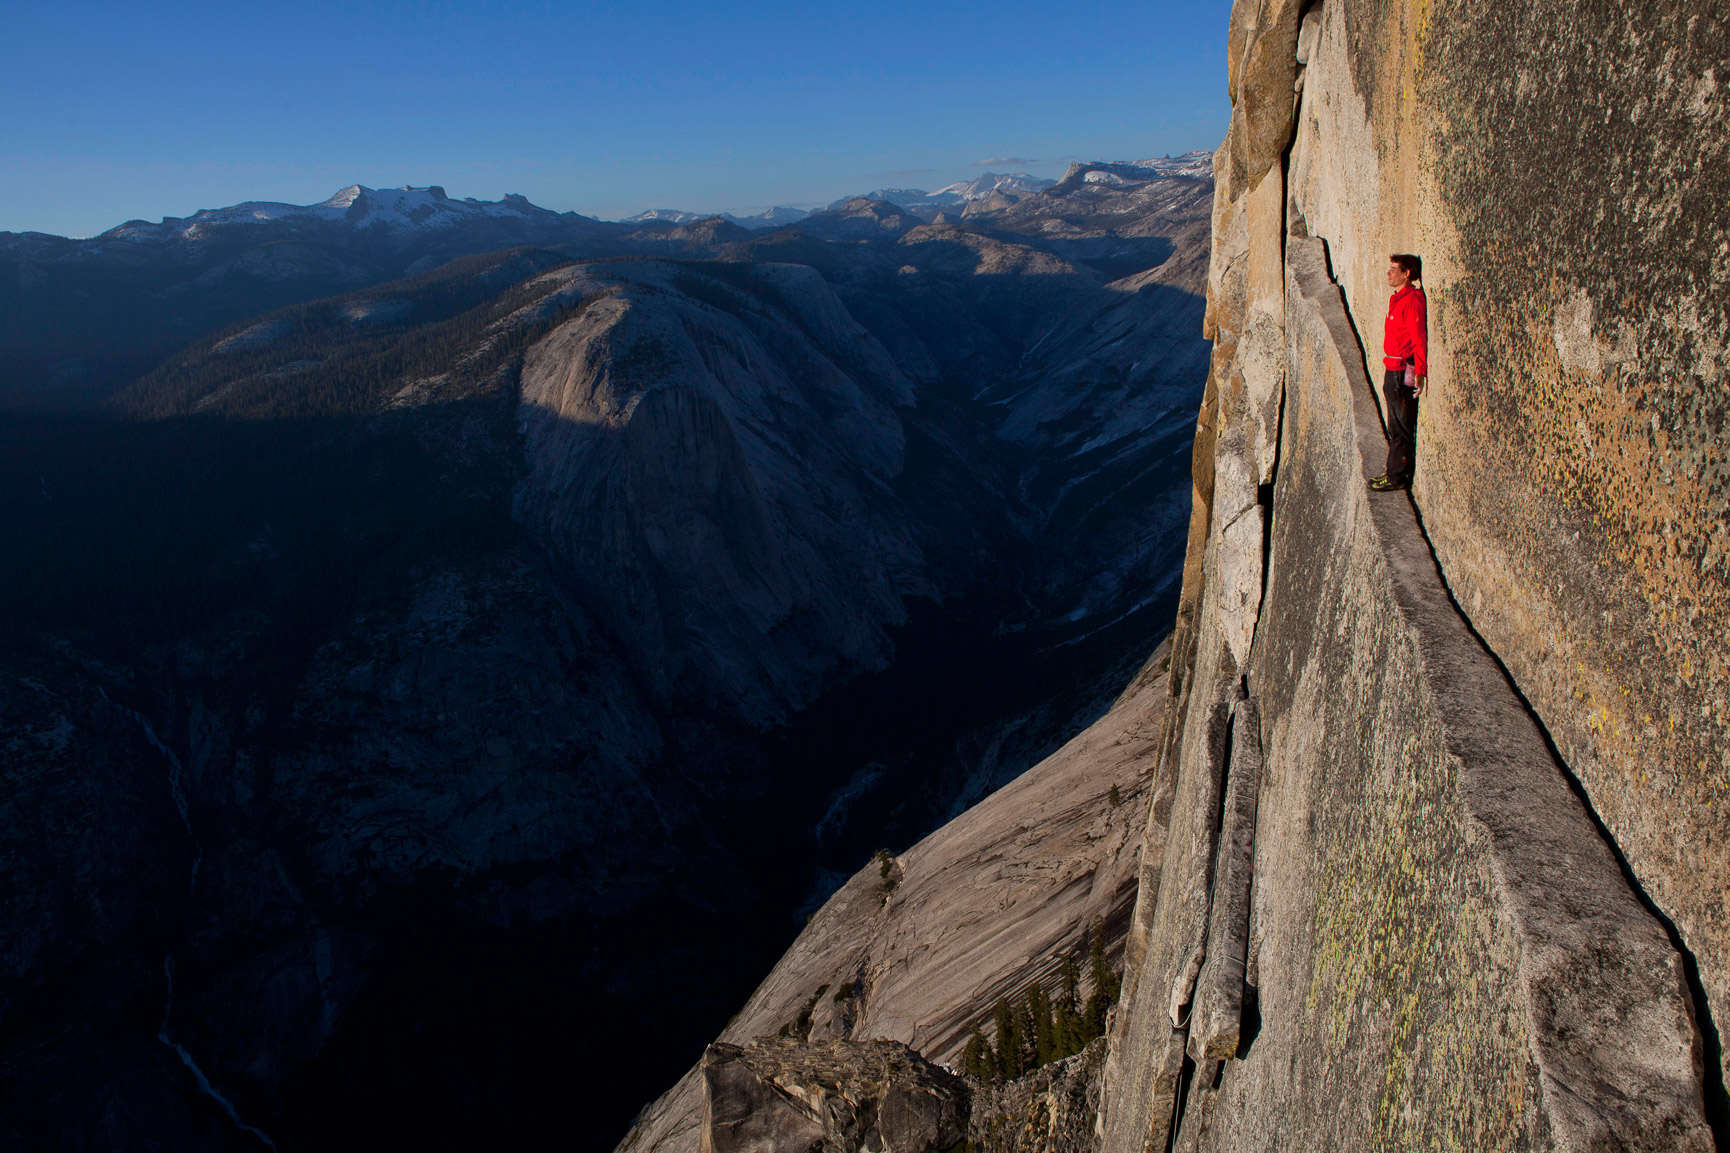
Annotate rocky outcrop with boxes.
[695,1035,1104,1153]
[1098,0,1725,1148]
[968,1040,1105,1153]
[701,1038,968,1153]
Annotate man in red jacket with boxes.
[1370,253,1426,492]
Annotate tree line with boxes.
[961,922,1121,1082]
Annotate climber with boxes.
[1369,253,1426,492]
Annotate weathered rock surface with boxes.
[694,1035,1104,1153]
[1300,2,1730,1087]
[701,1038,968,1153]
[515,259,928,726]
[967,1040,1105,1153]
[619,649,1171,1153]
[1099,0,1725,1147]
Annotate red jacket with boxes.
[1383,285,1427,376]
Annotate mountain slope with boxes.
[0,162,1213,1151]
[0,187,682,408]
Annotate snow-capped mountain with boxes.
[819,172,1056,217]
[742,205,812,228]
[625,172,1058,231]
[100,184,579,243]
[929,171,1057,200]
[1128,150,1215,178]
[1042,152,1215,196]
[623,207,710,225]
[613,157,1206,230]
[624,205,810,230]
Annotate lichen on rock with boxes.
[1097,0,1726,1148]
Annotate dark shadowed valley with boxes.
[0,163,1212,1150]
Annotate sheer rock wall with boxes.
[1098,0,1726,1148]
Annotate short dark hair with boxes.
[1390,253,1423,283]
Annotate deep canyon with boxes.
[1,161,1212,1149]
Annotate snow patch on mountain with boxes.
[1128,150,1215,178]
[930,172,1056,200]
[100,185,573,242]
[624,205,811,230]
[622,171,1065,231]
[818,172,1056,217]
[1049,151,1215,195]
[624,208,710,225]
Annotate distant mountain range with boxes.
[619,151,1212,228]
[0,152,1212,406]
[10,152,1213,245]
[625,204,815,229]
[620,175,1055,230]
[97,183,573,241]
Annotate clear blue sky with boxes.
[1,0,1232,238]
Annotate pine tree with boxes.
[1016,990,1038,1073]
[963,1021,994,1080]
[993,997,1018,1080]
[1082,920,1121,1039]
[1055,952,1082,1056]
[1031,983,1055,1066]
[1083,984,1107,1038]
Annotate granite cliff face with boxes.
[513,260,928,726]
[1095,0,1727,1149]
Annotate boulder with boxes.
[700,1038,968,1153]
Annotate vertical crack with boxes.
[1165,1052,1198,1153]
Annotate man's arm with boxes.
[1412,292,1429,393]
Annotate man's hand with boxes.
[1413,374,1427,397]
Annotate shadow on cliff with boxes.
[0,407,511,679]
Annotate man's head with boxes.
[1387,253,1422,289]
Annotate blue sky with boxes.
[1,0,1232,237]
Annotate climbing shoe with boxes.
[1368,474,1408,492]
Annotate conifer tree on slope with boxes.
[992,996,1021,1079]
[963,1021,994,1080]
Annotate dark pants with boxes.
[1382,369,1418,481]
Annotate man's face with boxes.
[1387,262,1410,288]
